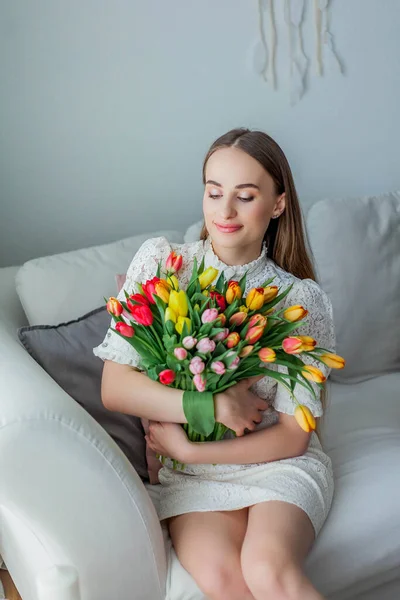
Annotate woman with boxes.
[94,128,335,600]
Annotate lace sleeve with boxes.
[93,236,172,367]
[252,279,336,417]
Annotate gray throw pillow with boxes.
[18,306,148,481]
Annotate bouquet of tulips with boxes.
[105,250,345,467]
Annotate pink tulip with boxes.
[226,351,240,370]
[201,308,219,323]
[282,337,303,355]
[213,328,229,342]
[193,373,206,392]
[182,336,198,350]
[189,356,205,374]
[174,347,188,361]
[196,338,216,354]
[211,361,226,375]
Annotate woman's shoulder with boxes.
[265,260,332,310]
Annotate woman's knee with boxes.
[242,550,300,600]
[199,559,253,600]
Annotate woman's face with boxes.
[203,146,285,263]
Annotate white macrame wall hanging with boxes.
[251,0,344,104]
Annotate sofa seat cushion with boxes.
[305,373,400,599]
[146,373,400,600]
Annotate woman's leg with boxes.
[241,501,324,600]
[167,508,256,600]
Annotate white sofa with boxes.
[1,194,399,600]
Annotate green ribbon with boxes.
[182,390,215,437]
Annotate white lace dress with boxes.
[94,236,335,536]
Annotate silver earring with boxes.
[272,214,279,219]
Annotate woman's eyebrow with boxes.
[206,180,260,191]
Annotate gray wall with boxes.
[1,0,399,267]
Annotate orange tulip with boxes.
[294,405,316,432]
[106,297,123,317]
[246,288,265,311]
[217,313,227,326]
[245,325,264,344]
[283,305,308,322]
[318,353,346,369]
[248,313,267,328]
[302,365,326,383]
[229,312,247,327]
[263,286,279,303]
[239,345,254,358]
[258,347,276,363]
[154,279,171,303]
[226,332,240,348]
[226,281,242,304]
[282,337,303,354]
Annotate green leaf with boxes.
[156,260,161,279]
[214,271,226,293]
[238,272,247,295]
[198,256,205,275]
[260,275,276,287]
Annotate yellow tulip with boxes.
[199,267,219,290]
[294,405,316,432]
[226,281,242,304]
[283,305,308,322]
[169,290,188,317]
[302,365,326,383]
[297,335,317,352]
[263,285,279,303]
[165,307,177,324]
[319,353,346,369]
[239,305,249,314]
[175,316,191,335]
[246,287,265,311]
[154,280,170,303]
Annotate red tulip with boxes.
[166,251,183,273]
[142,277,161,304]
[210,291,227,311]
[159,369,176,385]
[126,293,150,312]
[115,322,135,337]
[130,304,154,326]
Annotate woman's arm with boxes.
[183,413,312,465]
[101,361,187,422]
[101,362,269,432]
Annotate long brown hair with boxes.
[200,128,328,426]
[200,127,316,281]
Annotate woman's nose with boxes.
[219,198,237,220]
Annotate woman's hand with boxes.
[215,376,269,437]
[146,421,192,463]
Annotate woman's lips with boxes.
[215,223,243,233]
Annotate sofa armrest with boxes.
[0,322,167,600]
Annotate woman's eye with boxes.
[238,196,254,202]
[209,194,222,199]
